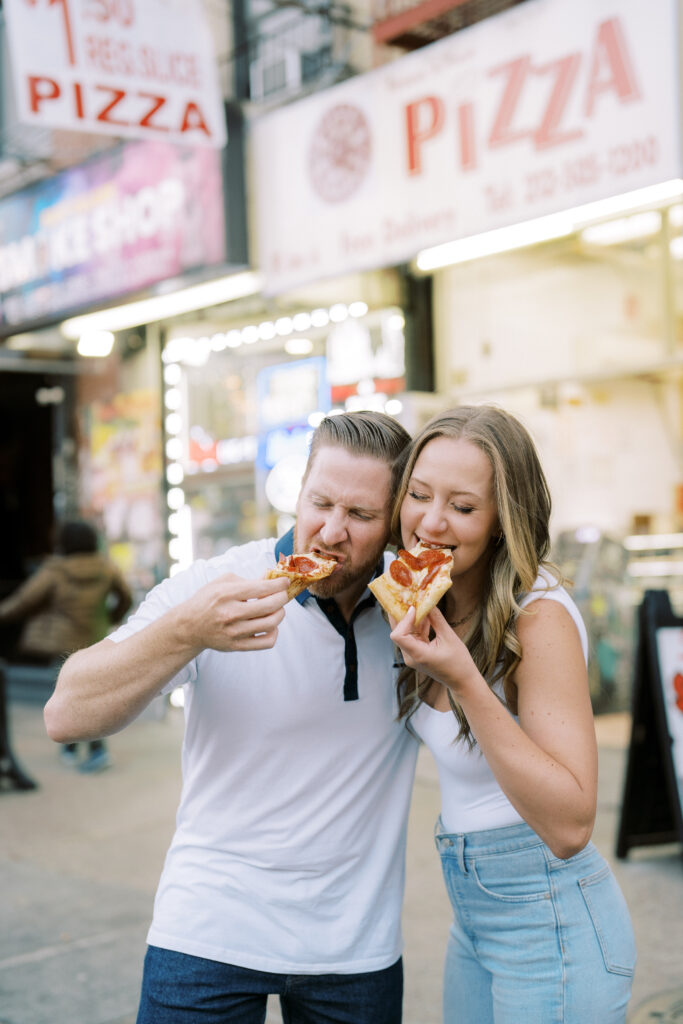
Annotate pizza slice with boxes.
[264,551,338,602]
[368,542,453,625]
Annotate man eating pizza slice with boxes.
[45,410,418,1024]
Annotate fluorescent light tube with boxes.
[61,271,262,340]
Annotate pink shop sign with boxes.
[0,140,227,329]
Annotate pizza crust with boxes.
[264,571,313,602]
[367,575,413,623]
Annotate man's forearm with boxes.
[44,608,200,741]
[44,570,291,742]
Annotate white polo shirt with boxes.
[111,535,419,974]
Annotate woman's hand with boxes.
[390,605,480,695]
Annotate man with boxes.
[45,411,418,1024]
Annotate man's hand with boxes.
[45,573,292,743]
[176,573,291,654]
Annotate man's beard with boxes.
[293,525,384,599]
[307,551,382,599]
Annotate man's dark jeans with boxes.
[136,945,403,1024]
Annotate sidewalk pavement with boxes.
[1,698,681,1024]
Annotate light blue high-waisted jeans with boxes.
[434,819,636,1024]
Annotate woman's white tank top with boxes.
[410,571,588,834]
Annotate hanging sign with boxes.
[253,0,680,293]
[4,0,226,148]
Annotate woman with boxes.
[389,406,635,1024]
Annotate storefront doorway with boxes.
[0,371,55,656]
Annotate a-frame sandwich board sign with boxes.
[616,590,683,859]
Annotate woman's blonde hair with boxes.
[393,405,562,743]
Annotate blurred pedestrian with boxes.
[0,519,132,773]
[389,406,636,1024]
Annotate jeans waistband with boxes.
[433,817,546,857]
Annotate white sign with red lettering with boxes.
[253,0,680,293]
[4,0,226,148]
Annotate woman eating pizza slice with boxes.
[387,404,636,1024]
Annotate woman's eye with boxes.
[453,504,474,514]
[407,490,429,502]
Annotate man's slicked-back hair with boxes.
[305,411,410,490]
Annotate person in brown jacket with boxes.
[0,519,132,772]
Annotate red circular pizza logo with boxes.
[309,104,372,204]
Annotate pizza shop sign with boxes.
[253,0,680,293]
[402,19,639,178]
[4,0,226,147]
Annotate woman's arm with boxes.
[391,599,597,859]
[44,572,289,743]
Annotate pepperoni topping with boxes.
[416,548,449,568]
[390,560,413,587]
[419,562,443,591]
[290,556,318,573]
[398,549,422,571]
